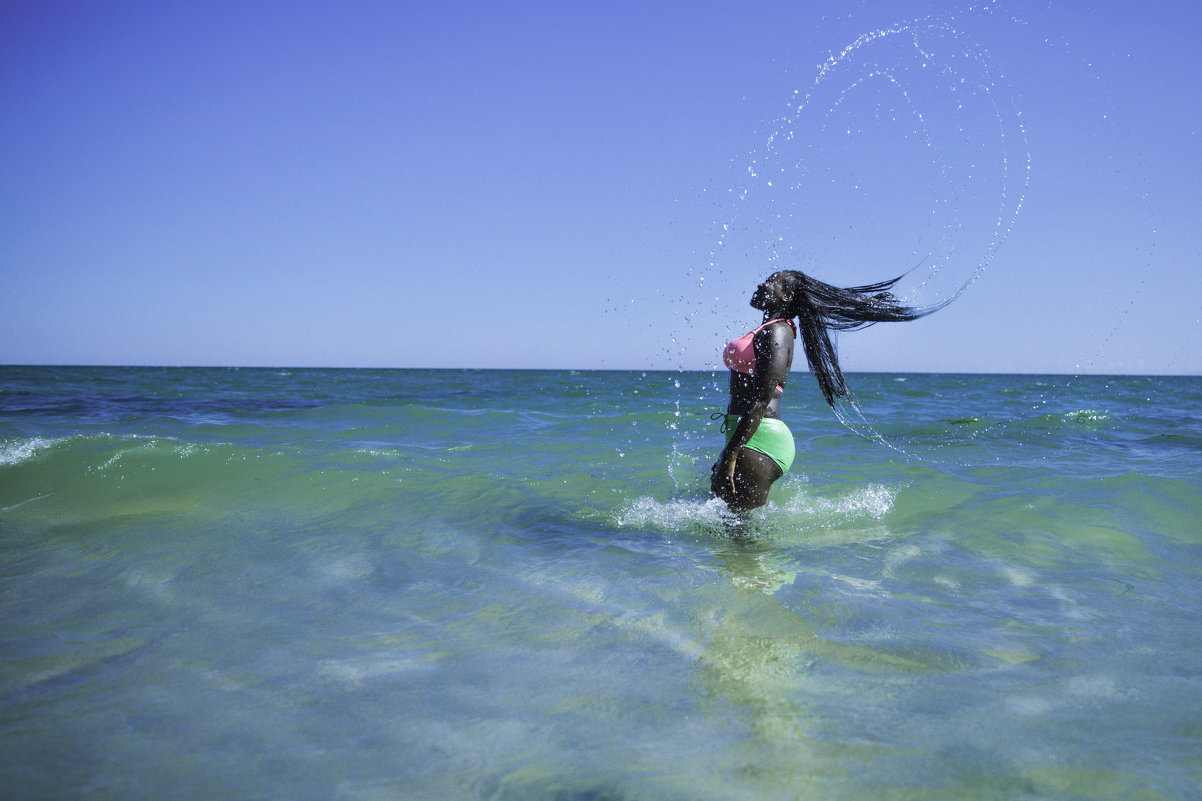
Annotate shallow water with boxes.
[2,367,1201,799]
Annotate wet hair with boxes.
[778,270,936,407]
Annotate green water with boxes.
[2,368,1201,799]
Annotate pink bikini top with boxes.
[723,318,797,389]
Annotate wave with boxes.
[0,433,413,532]
[0,436,60,467]
[898,407,1120,453]
[1133,433,1202,451]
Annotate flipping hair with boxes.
[779,270,936,407]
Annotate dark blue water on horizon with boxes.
[3,366,1201,799]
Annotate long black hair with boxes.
[778,270,937,407]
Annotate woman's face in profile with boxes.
[751,273,789,310]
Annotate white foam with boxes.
[614,495,739,533]
[0,436,57,467]
[777,482,897,525]
[614,481,897,538]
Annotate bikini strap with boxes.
[760,318,797,337]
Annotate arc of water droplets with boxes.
[727,15,1030,311]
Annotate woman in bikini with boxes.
[711,270,933,510]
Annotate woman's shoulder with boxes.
[752,321,795,357]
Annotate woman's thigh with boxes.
[731,447,784,510]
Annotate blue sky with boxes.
[2,0,1199,373]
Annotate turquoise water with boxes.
[2,366,1201,800]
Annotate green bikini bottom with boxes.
[721,413,796,474]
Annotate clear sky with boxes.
[2,0,1199,374]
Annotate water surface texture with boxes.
[2,367,1200,799]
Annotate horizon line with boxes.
[2,363,1199,379]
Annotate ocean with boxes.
[2,366,1200,800]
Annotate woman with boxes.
[711,269,932,510]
